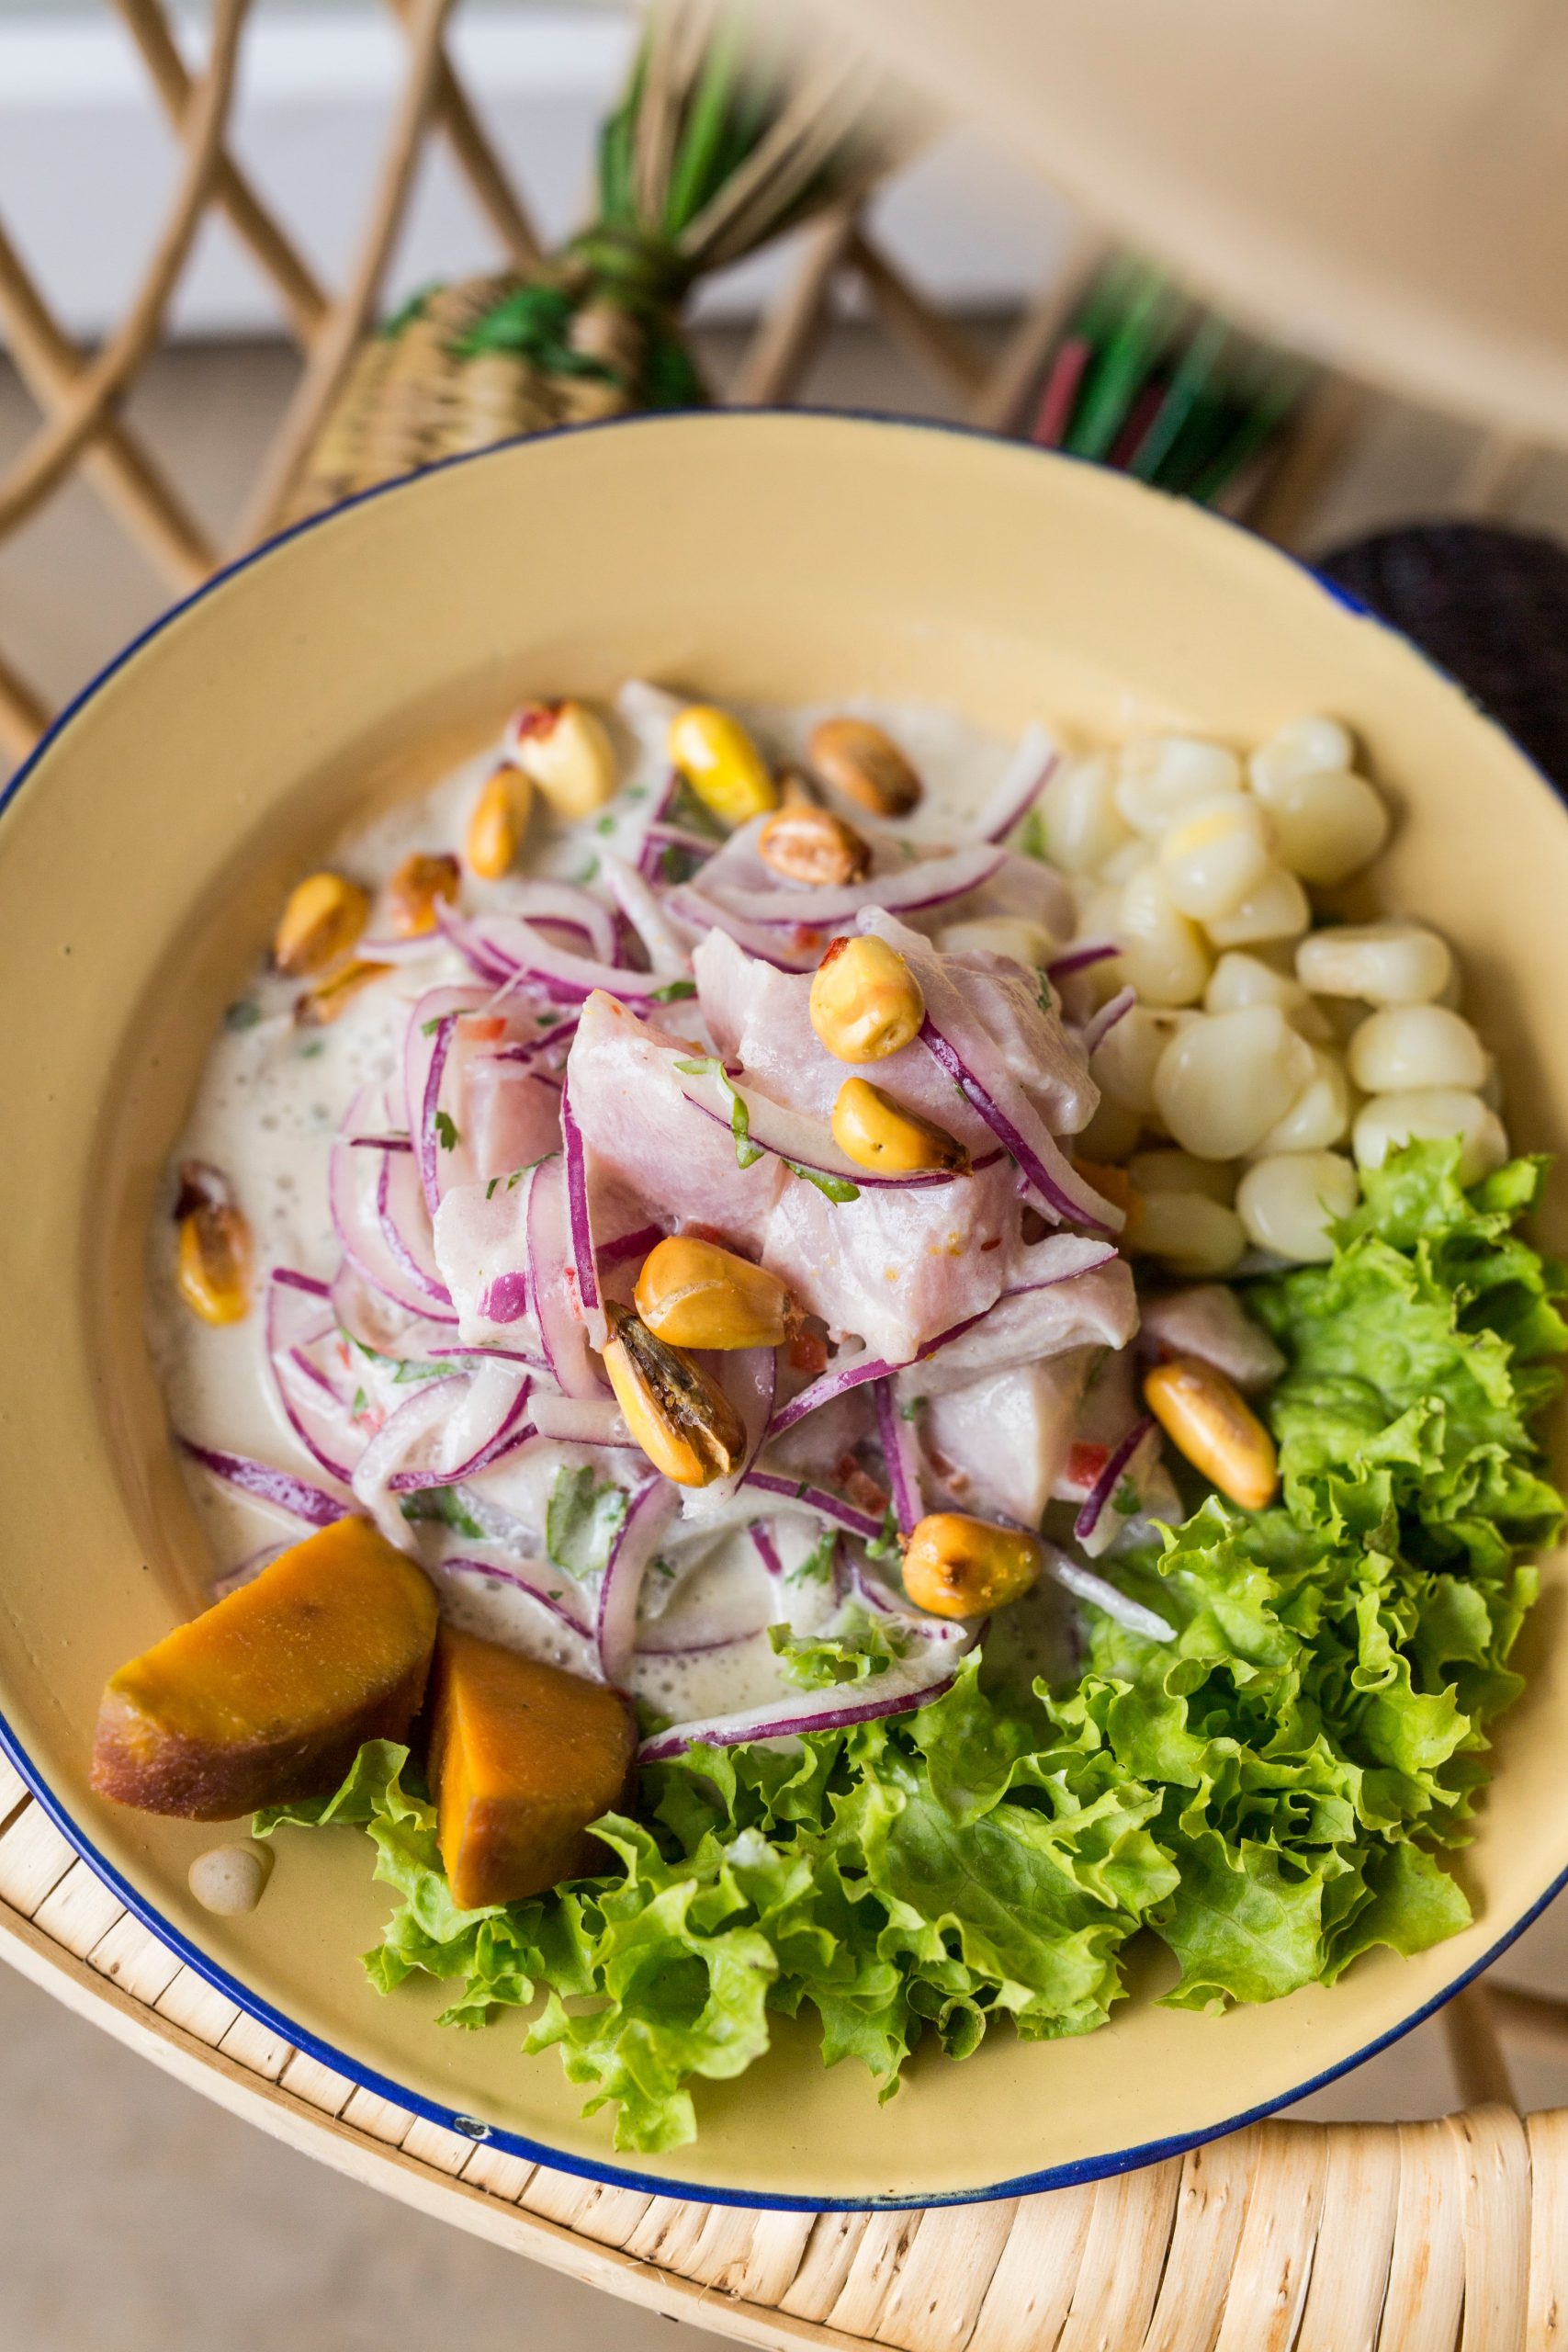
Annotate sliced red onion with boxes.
[530,1393,631,1446]
[439,1553,592,1638]
[559,1076,606,1350]
[646,822,717,859]
[874,1379,923,1534]
[637,1659,958,1762]
[1043,1544,1175,1642]
[599,1223,664,1269]
[351,1376,467,1543]
[492,1016,581,1067]
[348,1131,415,1153]
[265,1272,362,1487]
[636,1620,769,1658]
[1046,940,1119,979]
[1080,985,1137,1059]
[1074,1415,1159,1544]
[740,1471,885,1544]
[703,842,1007,931]
[377,1146,456,1313]
[526,1156,602,1398]
[661,885,826,972]
[596,1476,680,1685]
[387,1366,533,1492]
[965,724,1059,845]
[599,849,691,978]
[180,1438,344,1528]
[749,1521,785,1577]
[918,1015,1118,1235]
[438,907,666,1007]
[1000,1238,1122,1302]
[766,1306,991,1439]
[272,1267,333,1303]
[404,985,486,1216]
[330,1093,459,1326]
[427,1340,552,1373]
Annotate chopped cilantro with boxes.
[573,855,601,887]
[649,978,697,1002]
[536,1009,560,1027]
[298,1039,325,1059]
[594,813,617,835]
[351,1386,367,1417]
[864,1506,902,1561]
[675,1056,764,1171]
[1113,1476,1142,1516]
[434,1110,460,1152]
[784,1159,860,1204]
[787,1529,838,1587]
[223,999,262,1031]
[400,1487,484,1539]
[899,1396,925,1422]
[651,1554,678,1582]
[546,1465,628,1580]
[1018,807,1048,862]
[487,1149,555,1200]
[421,1013,446,1037]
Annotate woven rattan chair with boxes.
[4,7,1568,2345]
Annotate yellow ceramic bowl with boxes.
[2,413,1565,2210]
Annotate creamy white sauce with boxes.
[147,692,1023,1727]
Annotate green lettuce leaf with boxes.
[257,1145,1562,2144]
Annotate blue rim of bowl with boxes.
[2,406,1566,2212]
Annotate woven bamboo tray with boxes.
[4,1742,1566,2350]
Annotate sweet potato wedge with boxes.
[429,1627,636,1909]
[91,1517,438,1821]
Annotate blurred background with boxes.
[6,3,1568,2344]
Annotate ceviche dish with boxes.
[92,682,1566,2155]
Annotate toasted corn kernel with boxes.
[508,697,618,820]
[809,934,925,1064]
[776,763,821,809]
[273,871,369,978]
[602,1303,748,1487]
[668,705,778,828]
[831,1078,967,1175]
[388,852,460,938]
[758,806,872,888]
[296,957,392,1025]
[466,766,527,878]
[807,718,922,818]
[176,1200,252,1325]
[1144,1354,1278,1510]
[635,1237,795,1351]
[902,1512,1043,1619]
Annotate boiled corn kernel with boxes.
[1296,922,1451,1006]
[1264,767,1389,888]
[1352,1089,1508,1185]
[1202,864,1311,950]
[1128,1190,1246,1277]
[1347,1004,1489,1095]
[1114,735,1243,834]
[1252,1045,1353,1156]
[1247,714,1355,802]
[1115,866,1213,1006]
[1043,753,1133,876]
[1152,1005,1314,1160]
[1157,795,1272,922]
[1236,1151,1358,1262]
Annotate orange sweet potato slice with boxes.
[91,1517,438,1821]
[429,1627,636,1909]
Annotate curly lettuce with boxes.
[258,1144,1565,2149]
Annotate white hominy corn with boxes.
[1347,1004,1490,1094]
[1204,949,1332,1040]
[937,915,1065,967]
[1044,754,1134,876]
[1132,1189,1247,1276]
[1127,1148,1238,1204]
[1157,796,1272,922]
[1265,767,1391,887]
[1236,1151,1359,1261]
[1093,1004,1194,1115]
[1114,735,1244,835]
[1153,1006,1315,1160]
[1352,1088,1508,1183]
[1203,864,1312,949]
[1253,1045,1353,1154]
[1247,715,1356,802]
[1116,865,1214,1004]
[1073,1086,1143,1162]
[1296,921,1452,1005]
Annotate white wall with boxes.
[0,6,1075,341]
